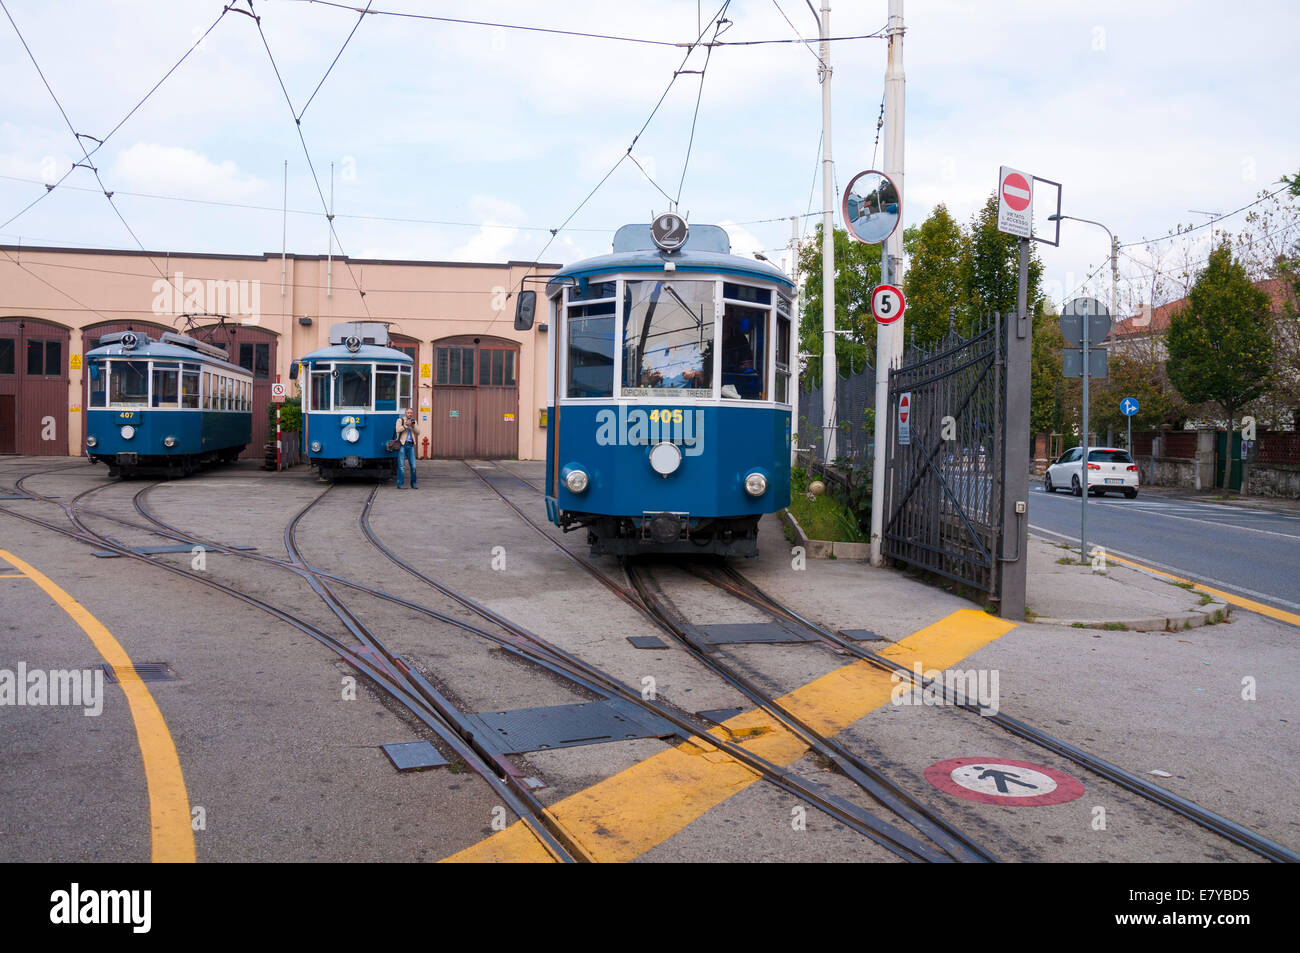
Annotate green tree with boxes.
[797,224,881,381]
[1166,242,1274,433]
[1030,306,1066,437]
[961,195,1044,328]
[902,204,967,347]
[1089,350,1188,437]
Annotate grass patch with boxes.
[787,468,868,543]
[1198,592,1213,606]
[1024,607,1040,622]
[1102,622,1129,631]
[1071,622,1086,628]
[1170,580,1195,590]
[1056,556,1083,565]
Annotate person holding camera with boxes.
[393,408,419,488]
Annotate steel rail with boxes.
[464,461,996,862]
[3,471,581,863]
[706,564,1300,864]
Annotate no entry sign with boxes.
[898,392,911,446]
[997,166,1033,238]
[872,284,905,325]
[925,756,1084,806]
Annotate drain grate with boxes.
[101,662,176,684]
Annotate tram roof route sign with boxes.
[925,757,1085,806]
[997,166,1033,238]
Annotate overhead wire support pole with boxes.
[811,0,836,463]
[870,0,905,565]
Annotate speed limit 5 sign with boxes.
[872,284,906,325]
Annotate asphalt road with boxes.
[1027,483,1300,617]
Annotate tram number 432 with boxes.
[649,409,684,424]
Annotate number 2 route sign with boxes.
[872,284,905,325]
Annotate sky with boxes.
[1,0,1297,317]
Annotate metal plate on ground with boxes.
[840,628,886,642]
[627,635,669,649]
[101,662,175,683]
[692,622,817,645]
[466,698,676,755]
[381,741,449,771]
[93,544,257,558]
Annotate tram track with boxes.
[473,459,1300,864]
[2,466,952,862]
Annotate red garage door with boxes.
[430,335,519,459]
[0,317,70,455]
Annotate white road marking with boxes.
[1028,526,1300,612]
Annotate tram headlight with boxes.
[342,427,360,444]
[648,441,682,476]
[86,435,97,448]
[120,425,135,440]
[563,467,589,494]
[311,441,322,453]
[744,471,768,497]
[163,436,176,448]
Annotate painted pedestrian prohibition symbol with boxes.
[925,756,1084,806]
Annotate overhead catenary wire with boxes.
[297,0,373,122]
[0,2,231,232]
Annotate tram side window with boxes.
[109,360,149,406]
[775,314,792,404]
[399,367,412,410]
[375,364,399,411]
[720,303,767,400]
[89,362,107,407]
[311,369,331,411]
[0,338,13,374]
[181,370,200,408]
[152,365,180,407]
[336,365,372,410]
[566,301,615,398]
[622,281,714,396]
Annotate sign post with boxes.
[1120,396,1139,455]
[1061,298,1112,565]
[272,376,284,472]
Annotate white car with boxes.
[1044,446,1139,498]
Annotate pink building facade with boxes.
[0,245,555,460]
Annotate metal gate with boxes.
[883,316,1007,599]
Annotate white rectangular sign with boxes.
[997,166,1033,238]
[898,392,911,446]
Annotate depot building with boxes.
[0,245,556,460]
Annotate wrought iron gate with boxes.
[883,316,1007,599]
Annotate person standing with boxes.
[394,408,419,488]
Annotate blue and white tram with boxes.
[515,218,795,557]
[85,331,253,478]
[297,323,414,480]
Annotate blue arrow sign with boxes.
[1121,397,1140,417]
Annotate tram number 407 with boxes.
[648,409,684,424]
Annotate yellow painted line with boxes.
[0,573,26,578]
[1104,552,1300,628]
[443,608,1015,863]
[0,549,195,863]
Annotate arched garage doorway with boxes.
[430,335,519,458]
[0,317,70,455]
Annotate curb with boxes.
[1029,600,1232,633]
[779,509,871,561]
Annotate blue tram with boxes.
[85,331,253,478]
[515,217,795,557]
[296,323,414,480]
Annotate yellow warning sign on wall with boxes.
[70,354,82,370]
[420,363,432,378]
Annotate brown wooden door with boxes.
[430,336,519,459]
[0,395,15,454]
[0,318,69,455]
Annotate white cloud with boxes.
[110,143,268,200]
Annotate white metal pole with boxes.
[281,159,287,298]
[819,0,836,462]
[791,214,801,468]
[870,0,905,565]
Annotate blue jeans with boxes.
[396,442,417,487]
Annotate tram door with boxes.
[430,336,519,458]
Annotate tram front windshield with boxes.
[335,365,372,410]
[108,360,149,406]
[621,280,715,397]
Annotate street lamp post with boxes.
[1049,213,1117,567]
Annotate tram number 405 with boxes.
[649,409,684,424]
